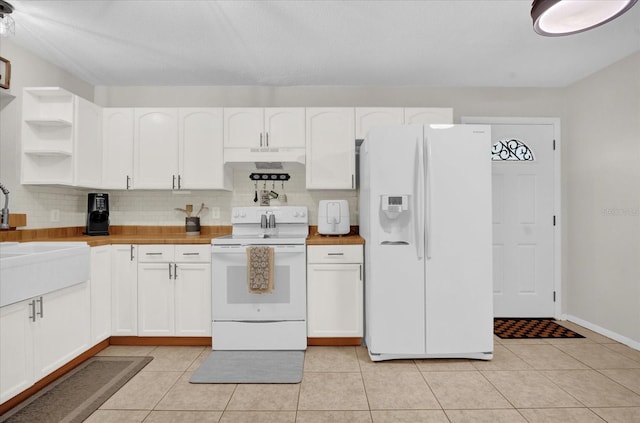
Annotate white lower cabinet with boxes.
[111,244,138,336]
[137,245,211,337]
[91,245,112,344]
[307,245,363,337]
[0,300,34,403]
[0,282,91,404]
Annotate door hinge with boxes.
[553,215,556,226]
[553,291,556,302]
[553,139,556,150]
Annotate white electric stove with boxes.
[211,206,308,350]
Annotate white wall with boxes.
[564,52,640,345]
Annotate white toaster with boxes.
[318,200,350,235]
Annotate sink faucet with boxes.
[0,183,9,230]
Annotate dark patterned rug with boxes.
[494,318,585,339]
[1,356,153,423]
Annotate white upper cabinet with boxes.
[264,108,306,148]
[355,107,404,140]
[21,87,104,187]
[102,108,134,190]
[179,108,232,190]
[306,108,356,190]
[224,107,305,149]
[133,108,179,189]
[133,108,230,190]
[404,107,453,125]
[74,97,103,188]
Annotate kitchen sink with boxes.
[0,242,90,307]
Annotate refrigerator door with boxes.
[361,125,427,356]
[423,125,494,355]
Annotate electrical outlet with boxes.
[211,207,220,219]
[50,209,60,222]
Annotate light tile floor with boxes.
[86,322,640,422]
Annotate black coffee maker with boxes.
[86,193,109,235]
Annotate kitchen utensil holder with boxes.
[185,216,201,235]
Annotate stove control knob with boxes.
[293,211,299,217]
[300,210,306,217]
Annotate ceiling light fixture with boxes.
[0,0,15,37]
[532,0,638,36]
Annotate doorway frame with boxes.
[461,116,562,319]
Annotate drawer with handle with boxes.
[307,245,363,264]
[137,245,174,262]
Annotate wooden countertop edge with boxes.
[1,225,365,246]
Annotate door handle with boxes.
[174,263,178,279]
[168,263,173,279]
[37,296,44,318]
[130,245,135,261]
[29,300,36,322]
[172,175,176,190]
[126,175,131,190]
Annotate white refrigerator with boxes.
[359,124,493,361]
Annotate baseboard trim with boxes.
[109,336,212,346]
[307,337,362,346]
[563,314,640,351]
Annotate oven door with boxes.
[211,243,306,321]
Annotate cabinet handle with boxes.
[352,174,355,189]
[360,264,362,281]
[266,132,269,147]
[29,300,36,322]
[130,245,135,261]
[145,252,163,255]
[174,263,178,279]
[172,175,176,190]
[169,263,173,279]
[37,296,44,318]
[126,175,131,190]
[178,175,182,189]
[327,253,344,256]
[260,132,263,147]
[181,252,200,256]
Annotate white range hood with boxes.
[223,147,306,169]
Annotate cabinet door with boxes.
[404,108,453,125]
[264,108,305,148]
[90,245,111,345]
[111,245,138,336]
[74,97,103,188]
[103,108,134,189]
[306,108,356,189]
[133,108,178,189]
[138,263,174,336]
[223,108,263,148]
[0,300,34,403]
[33,282,91,380]
[174,263,211,336]
[307,263,363,337]
[179,108,231,190]
[355,107,404,140]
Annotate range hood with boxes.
[223,147,305,170]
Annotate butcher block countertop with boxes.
[306,226,364,245]
[1,225,364,246]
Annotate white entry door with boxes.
[463,118,558,318]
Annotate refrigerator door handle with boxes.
[425,135,432,260]
[416,137,425,260]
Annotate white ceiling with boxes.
[7,0,640,87]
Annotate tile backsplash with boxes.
[17,169,359,229]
